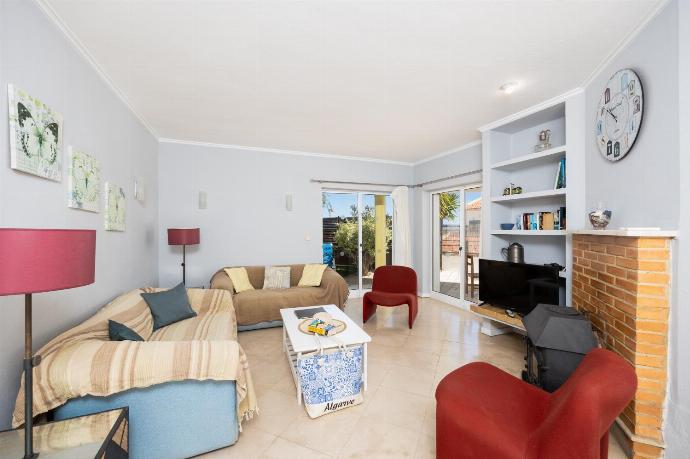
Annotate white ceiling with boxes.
[43,0,661,163]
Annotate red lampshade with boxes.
[168,228,200,246]
[0,229,96,296]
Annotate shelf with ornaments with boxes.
[479,90,586,307]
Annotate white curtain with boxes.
[391,186,412,267]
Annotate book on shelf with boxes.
[521,213,538,230]
[554,158,566,189]
[521,208,566,231]
[540,212,555,230]
[553,207,566,230]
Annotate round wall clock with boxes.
[595,68,643,161]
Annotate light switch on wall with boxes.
[198,191,207,209]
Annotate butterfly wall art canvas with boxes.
[104,182,126,231]
[7,84,63,181]
[68,148,101,212]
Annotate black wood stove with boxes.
[522,303,598,392]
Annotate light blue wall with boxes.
[157,141,414,287]
[583,1,687,454]
[0,1,159,429]
[584,2,679,229]
[413,144,482,186]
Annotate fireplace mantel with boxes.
[570,229,678,238]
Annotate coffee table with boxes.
[280,304,371,405]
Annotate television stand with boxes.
[470,303,526,336]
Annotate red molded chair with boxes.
[435,348,637,459]
[363,265,418,328]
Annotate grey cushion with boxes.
[263,266,291,289]
[109,320,144,341]
[141,282,197,331]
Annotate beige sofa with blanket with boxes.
[209,265,349,328]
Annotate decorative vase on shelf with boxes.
[534,129,552,152]
[589,204,612,229]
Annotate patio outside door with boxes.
[431,185,481,303]
[322,191,393,296]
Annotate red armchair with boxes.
[435,348,637,459]
[363,265,418,329]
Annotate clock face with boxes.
[595,68,643,161]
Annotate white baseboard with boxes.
[429,292,472,311]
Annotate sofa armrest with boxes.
[210,269,235,294]
[320,267,350,310]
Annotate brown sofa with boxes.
[209,264,349,328]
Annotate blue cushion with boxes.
[141,283,197,331]
[109,320,144,341]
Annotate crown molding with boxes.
[160,137,491,168]
[34,0,159,139]
[158,138,417,166]
[478,87,584,133]
[580,0,671,89]
[412,140,482,166]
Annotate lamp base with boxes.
[22,355,39,459]
[23,294,39,459]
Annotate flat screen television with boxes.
[479,259,560,315]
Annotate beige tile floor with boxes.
[201,297,627,459]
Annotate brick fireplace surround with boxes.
[571,230,676,459]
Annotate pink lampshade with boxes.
[0,229,96,296]
[168,228,200,246]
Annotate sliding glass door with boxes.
[322,191,392,295]
[432,190,462,299]
[322,192,359,289]
[431,185,482,302]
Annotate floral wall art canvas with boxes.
[104,182,126,231]
[7,84,63,181]
[68,148,101,212]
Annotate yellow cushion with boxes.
[298,263,327,287]
[224,267,255,293]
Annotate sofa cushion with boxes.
[263,266,291,289]
[224,267,255,293]
[108,320,144,341]
[298,264,327,287]
[234,286,326,325]
[141,282,197,331]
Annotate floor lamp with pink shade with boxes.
[0,229,96,459]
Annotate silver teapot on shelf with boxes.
[501,242,524,264]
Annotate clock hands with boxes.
[605,107,618,122]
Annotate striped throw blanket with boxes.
[13,288,258,429]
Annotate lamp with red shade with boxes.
[167,228,200,285]
[0,229,96,459]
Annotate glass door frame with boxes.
[429,183,481,306]
[322,189,394,298]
